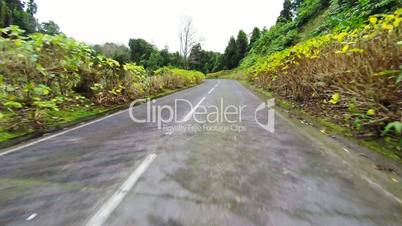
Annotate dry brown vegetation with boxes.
[248,12,402,139]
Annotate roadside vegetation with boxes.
[0,0,214,143]
[209,0,402,158]
[0,26,204,142]
[1,0,401,158]
[247,10,401,137]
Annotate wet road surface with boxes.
[0,79,401,226]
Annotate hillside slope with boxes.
[229,0,402,159]
[246,0,401,58]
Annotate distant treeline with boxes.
[93,30,261,75]
[0,0,61,35]
[0,0,261,74]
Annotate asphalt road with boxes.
[0,79,401,226]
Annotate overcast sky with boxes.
[35,0,283,53]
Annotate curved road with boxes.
[0,79,401,226]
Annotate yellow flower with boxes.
[369,16,378,25]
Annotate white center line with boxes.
[207,81,220,94]
[25,213,37,221]
[180,96,206,123]
[86,153,157,226]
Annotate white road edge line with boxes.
[239,80,402,205]
[0,110,126,157]
[180,96,206,123]
[362,176,402,204]
[86,153,157,226]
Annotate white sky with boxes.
[35,0,283,53]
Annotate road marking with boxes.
[0,110,126,157]
[238,80,402,205]
[26,213,37,221]
[86,153,157,226]
[362,176,402,205]
[208,87,215,94]
[180,97,206,123]
[366,176,402,204]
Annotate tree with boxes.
[160,46,171,67]
[221,37,239,70]
[111,46,131,64]
[236,30,249,62]
[169,52,184,68]
[277,0,293,23]
[128,38,156,64]
[201,51,221,73]
[0,0,37,33]
[147,51,163,71]
[94,43,131,64]
[292,0,304,11]
[188,43,202,70]
[26,0,37,16]
[219,30,249,70]
[179,16,197,64]
[249,27,261,50]
[187,43,221,73]
[38,20,61,35]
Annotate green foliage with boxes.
[0,0,37,33]
[127,39,199,71]
[93,43,131,65]
[245,9,402,139]
[0,26,205,134]
[38,20,61,35]
[128,38,156,66]
[188,43,221,73]
[249,0,401,58]
[4,101,23,109]
[154,67,205,88]
[383,122,402,136]
[249,27,261,50]
[315,0,401,34]
[221,37,239,70]
[277,0,294,23]
[252,22,298,56]
[294,0,329,28]
[219,29,253,70]
[236,30,249,63]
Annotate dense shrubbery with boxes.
[207,70,233,79]
[249,0,401,59]
[224,0,402,153]
[247,10,402,141]
[154,67,205,89]
[0,26,204,134]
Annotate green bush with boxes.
[154,67,205,89]
[0,26,205,133]
[247,9,402,141]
